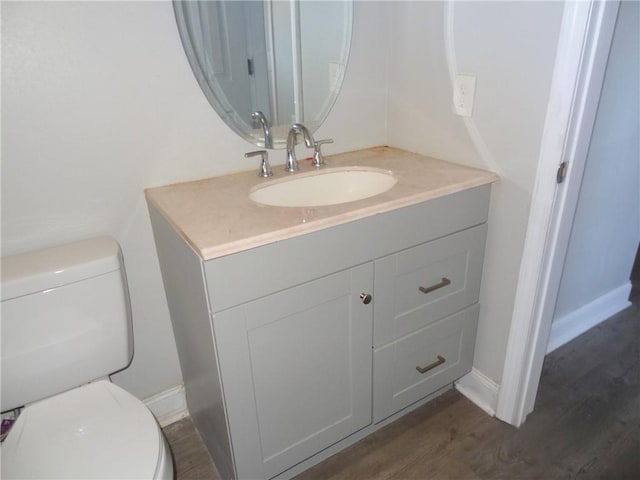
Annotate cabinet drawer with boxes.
[373,304,478,422]
[373,224,486,347]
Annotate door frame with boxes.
[495,0,620,427]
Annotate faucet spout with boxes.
[251,111,273,150]
[285,123,314,172]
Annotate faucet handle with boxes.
[312,139,334,167]
[245,150,273,178]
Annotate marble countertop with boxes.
[145,146,499,261]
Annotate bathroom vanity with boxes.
[146,146,498,479]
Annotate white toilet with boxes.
[1,237,174,479]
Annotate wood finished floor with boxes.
[163,282,640,479]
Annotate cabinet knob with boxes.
[360,293,372,305]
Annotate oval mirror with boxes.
[174,0,353,149]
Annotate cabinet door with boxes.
[374,224,486,346]
[214,263,373,479]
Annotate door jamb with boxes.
[495,0,620,427]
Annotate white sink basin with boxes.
[250,167,397,207]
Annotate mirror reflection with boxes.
[174,0,353,148]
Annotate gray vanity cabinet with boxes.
[148,184,492,480]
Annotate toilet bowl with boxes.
[0,237,175,479]
[2,381,172,479]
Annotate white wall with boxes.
[2,0,570,399]
[386,1,564,382]
[554,1,640,319]
[1,0,388,400]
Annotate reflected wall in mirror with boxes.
[174,0,353,148]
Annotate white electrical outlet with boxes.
[453,74,477,117]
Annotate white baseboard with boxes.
[143,384,188,427]
[454,367,499,416]
[546,282,632,354]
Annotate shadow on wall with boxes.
[630,242,640,302]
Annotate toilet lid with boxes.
[1,380,164,479]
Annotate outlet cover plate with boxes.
[453,74,477,117]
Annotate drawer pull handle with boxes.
[418,277,451,295]
[416,355,446,374]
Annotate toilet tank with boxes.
[1,237,133,411]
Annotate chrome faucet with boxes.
[285,123,314,172]
[251,111,273,150]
